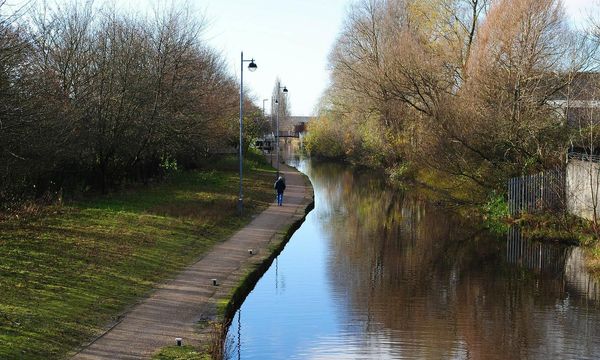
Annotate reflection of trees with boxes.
[307,160,600,359]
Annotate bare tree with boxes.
[0,0,246,205]
[317,0,587,200]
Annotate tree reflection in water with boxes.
[227,158,600,360]
[309,160,600,359]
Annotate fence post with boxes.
[508,179,512,215]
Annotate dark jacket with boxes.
[274,178,286,194]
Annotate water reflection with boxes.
[566,248,600,302]
[507,226,600,302]
[506,226,570,274]
[226,158,600,359]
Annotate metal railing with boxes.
[568,151,600,163]
[507,169,565,216]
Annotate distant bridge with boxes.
[255,131,301,151]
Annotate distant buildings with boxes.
[549,72,600,128]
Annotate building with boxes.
[548,72,600,128]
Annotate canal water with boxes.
[225,157,600,359]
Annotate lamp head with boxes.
[248,60,257,72]
[282,86,288,93]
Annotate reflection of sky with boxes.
[300,332,471,360]
[228,204,347,359]
[228,158,374,359]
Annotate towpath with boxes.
[72,163,313,359]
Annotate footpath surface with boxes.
[72,163,313,359]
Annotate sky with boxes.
[197,0,350,117]
[4,0,598,116]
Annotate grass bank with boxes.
[0,152,276,359]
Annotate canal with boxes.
[225,156,600,359]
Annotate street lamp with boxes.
[239,51,257,215]
[275,82,288,177]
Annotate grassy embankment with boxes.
[0,152,276,359]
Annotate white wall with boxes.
[567,159,600,221]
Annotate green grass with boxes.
[515,212,595,246]
[152,346,207,360]
[0,154,276,359]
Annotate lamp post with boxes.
[239,51,257,215]
[275,82,288,177]
[270,96,275,166]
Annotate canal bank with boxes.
[72,163,314,359]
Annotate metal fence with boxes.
[568,151,600,163]
[507,169,565,216]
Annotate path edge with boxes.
[198,167,314,350]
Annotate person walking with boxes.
[274,176,286,206]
